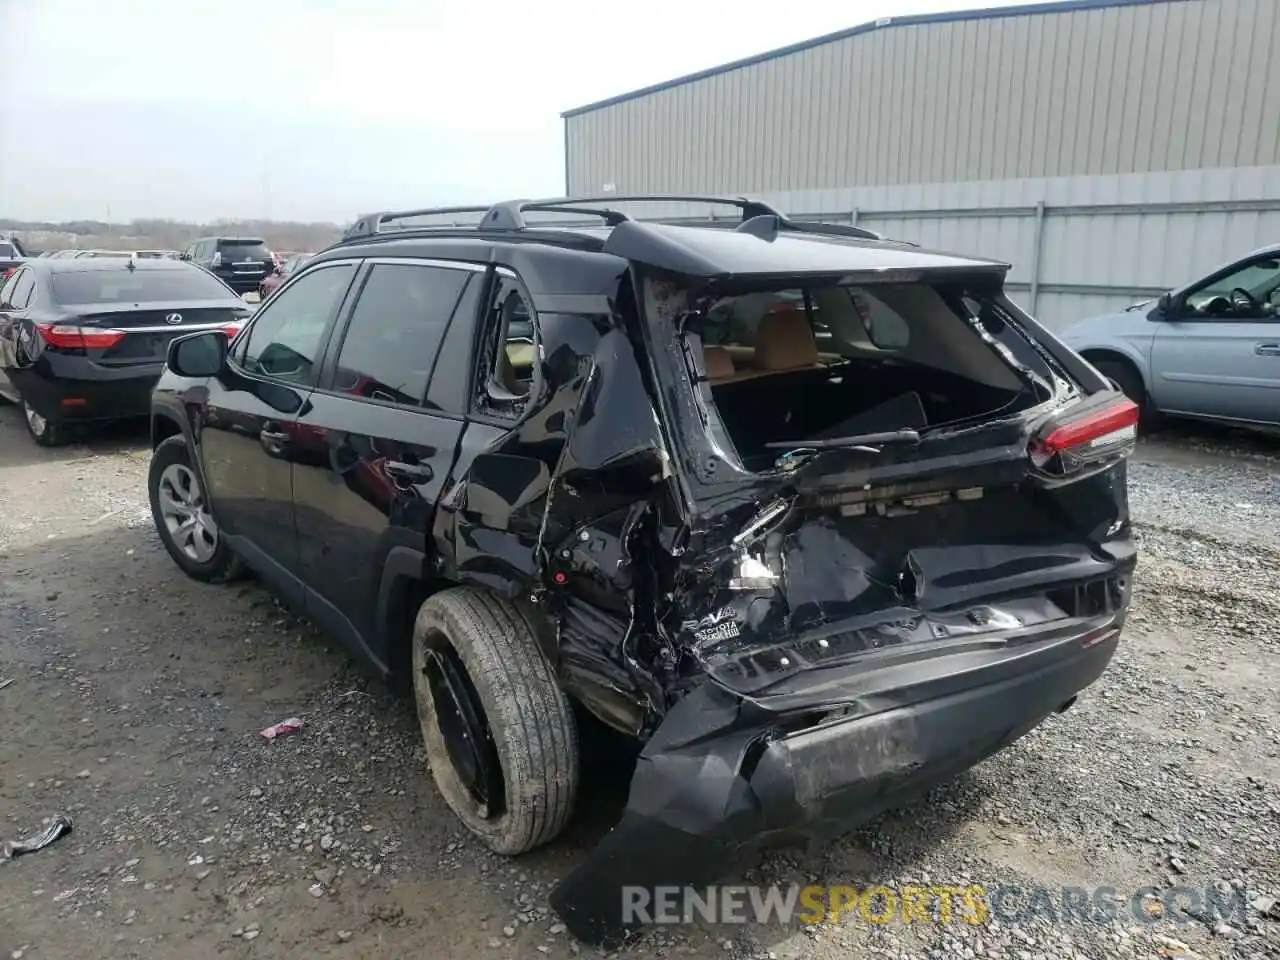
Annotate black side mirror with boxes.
[167,330,228,377]
[1150,292,1176,321]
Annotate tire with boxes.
[412,588,579,855]
[22,399,66,447]
[148,436,245,583]
[1092,358,1157,430]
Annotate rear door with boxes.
[1149,254,1280,424]
[197,260,359,600]
[290,257,482,668]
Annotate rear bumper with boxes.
[550,617,1122,944]
[215,270,267,293]
[11,357,161,421]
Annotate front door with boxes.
[1150,253,1280,424]
[291,258,483,667]
[197,260,359,601]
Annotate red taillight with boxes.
[1040,397,1139,453]
[1030,396,1139,478]
[35,323,127,350]
[223,323,244,338]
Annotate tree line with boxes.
[1,217,344,255]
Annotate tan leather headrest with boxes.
[703,345,735,381]
[754,307,818,371]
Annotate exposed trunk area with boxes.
[708,356,1028,469]
[667,281,1135,702]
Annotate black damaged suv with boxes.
[148,196,1139,943]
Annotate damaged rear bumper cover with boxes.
[549,616,1122,944]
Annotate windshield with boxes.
[0,243,19,259]
[52,268,236,304]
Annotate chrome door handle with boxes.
[1256,343,1280,357]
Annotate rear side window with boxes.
[0,242,17,258]
[51,268,235,304]
[331,263,473,407]
[239,263,356,385]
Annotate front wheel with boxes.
[148,436,245,582]
[412,588,579,855]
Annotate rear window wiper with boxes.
[765,429,921,472]
[765,429,921,453]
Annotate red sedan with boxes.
[258,253,309,299]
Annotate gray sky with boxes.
[0,0,1022,224]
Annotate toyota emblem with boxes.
[165,313,183,325]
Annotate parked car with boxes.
[258,252,310,299]
[1059,243,1280,432]
[147,194,1139,944]
[0,257,251,445]
[81,249,174,260]
[180,236,275,294]
[0,238,26,282]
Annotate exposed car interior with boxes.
[1182,257,1280,317]
[495,291,535,397]
[689,283,1042,469]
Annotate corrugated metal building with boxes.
[560,0,1280,328]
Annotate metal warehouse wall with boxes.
[393,163,1280,331]
[563,0,1279,195]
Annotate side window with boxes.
[238,263,356,385]
[330,262,472,407]
[1183,256,1280,319]
[9,269,35,310]
[477,272,539,416]
[426,276,482,414]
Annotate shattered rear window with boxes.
[702,287,911,354]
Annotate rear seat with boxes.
[703,346,737,382]
[704,306,822,384]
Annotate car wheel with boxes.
[22,399,66,447]
[148,436,245,583]
[1093,359,1157,430]
[412,588,579,855]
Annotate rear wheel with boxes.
[148,436,245,582]
[412,588,579,855]
[22,399,66,447]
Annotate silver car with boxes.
[1059,244,1280,432]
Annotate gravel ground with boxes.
[0,407,1277,960]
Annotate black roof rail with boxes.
[339,193,896,245]
[788,219,889,242]
[343,205,493,242]
[533,194,786,222]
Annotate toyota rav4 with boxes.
[147,195,1139,944]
